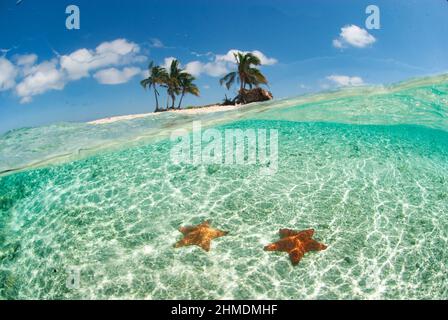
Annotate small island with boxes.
[140,52,273,113]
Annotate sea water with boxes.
[0,75,447,299]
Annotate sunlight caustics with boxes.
[0,75,447,299]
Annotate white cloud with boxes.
[185,60,229,77]
[332,39,344,49]
[184,49,277,78]
[1,38,145,103]
[60,39,144,80]
[216,49,277,65]
[1,43,276,103]
[203,61,229,77]
[326,75,364,87]
[1,48,14,56]
[333,25,376,48]
[184,61,202,77]
[161,57,177,70]
[191,51,214,58]
[252,50,278,65]
[14,54,39,77]
[163,56,228,78]
[0,57,18,91]
[150,38,164,48]
[15,54,38,66]
[15,60,66,103]
[20,96,32,104]
[93,67,141,85]
[96,39,140,56]
[140,67,150,79]
[60,49,93,80]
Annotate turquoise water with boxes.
[1,75,448,299]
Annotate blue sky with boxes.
[1,0,447,132]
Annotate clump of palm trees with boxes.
[141,52,270,112]
[220,52,269,104]
[141,59,199,112]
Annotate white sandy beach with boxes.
[88,104,245,125]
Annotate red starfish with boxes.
[264,229,327,265]
[174,221,228,252]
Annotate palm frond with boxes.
[140,78,152,89]
[187,83,200,97]
[248,68,268,85]
[245,53,262,66]
[220,72,237,90]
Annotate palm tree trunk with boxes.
[171,94,176,109]
[178,91,185,109]
[154,87,159,112]
[166,91,169,110]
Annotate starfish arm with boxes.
[305,239,327,252]
[212,229,228,239]
[179,226,196,234]
[279,229,300,238]
[174,238,189,248]
[264,239,290,252]
[297,229,315,240]
[199,240,211,252]
[289,249,305,265]
[264,242,279,251]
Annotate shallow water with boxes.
[1,75,448,299]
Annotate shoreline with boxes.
[87,104,244,125]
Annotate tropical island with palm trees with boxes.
[90,52,273,124]
[140,52,273,113]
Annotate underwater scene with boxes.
[1,75,447,299]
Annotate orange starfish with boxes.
[264,229,327,265]
[174,221,228,252]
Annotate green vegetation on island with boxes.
[141,52,273,113]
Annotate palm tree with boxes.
[220,52,268,92]
[177,73,200,109]
[140,61,168,112]
[163,59,182,109]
